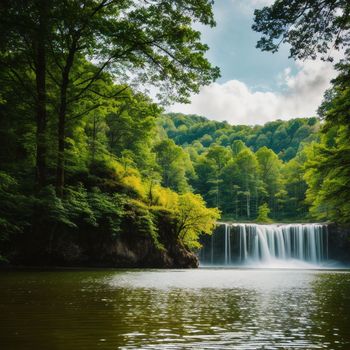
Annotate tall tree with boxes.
[176,193,220,249]
[235,148,259,219]
[48,0,219,195]
[154,139,193,192]
[256,147,284,217]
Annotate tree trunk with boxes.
[35,0,48,188]
[56,70,70,197]
[55,40,77,197]
[235,195,238,220]
[216,177,219,209]
[246,192,250,218]
[56,61,72,196]
[56,102,66,197]
[245,178,250,218]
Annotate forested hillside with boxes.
[161,114,319,161]
[158,114,320,221]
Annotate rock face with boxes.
[99,236,199,268]
[79,225,199,268]
[9,207,199,268]
[327,223,350,263]
[10,232,198,268]
[49,236,198,268]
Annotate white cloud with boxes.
[168,59,337,125]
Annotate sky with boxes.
[168,0,338,125]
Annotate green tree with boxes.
[193,145,232,209]
[51,0,220,194]
[282,149,309,219]
[253,0,350,223]
[256,147,284,217]
[220,160,242,219]
[256,203,272,223]
[154,139,193,193]
[231,140,247,156]
[176,193,220,249]
[107,90,160,172]
[235,148,260,219]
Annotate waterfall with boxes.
[199,223,329,266]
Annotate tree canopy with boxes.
[252,0,350,61]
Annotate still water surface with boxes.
[0,268,350,349]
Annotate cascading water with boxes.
[199,223,329,267]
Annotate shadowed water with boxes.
[1,269,350,349]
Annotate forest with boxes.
[0,0,221,266]
[159,114,319,221]
[0,0,349,267]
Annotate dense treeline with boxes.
[159,114,319,221]
[0,0,220,265]
[161,114,319,161]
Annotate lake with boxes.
[1,268,350,349]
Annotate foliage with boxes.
[256,147,283,217]
[256,203,272,224]
[161,113,319,161]
[153,139,194,193]
[176,193,220,249]
[282,149,309,219]
[159,113,320,221]
[252,0,350,61]
[252,0,350,224]
[124,199,162,250]
[304,59,350,223]
[0,172,31,240]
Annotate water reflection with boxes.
[0,269,349,349]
